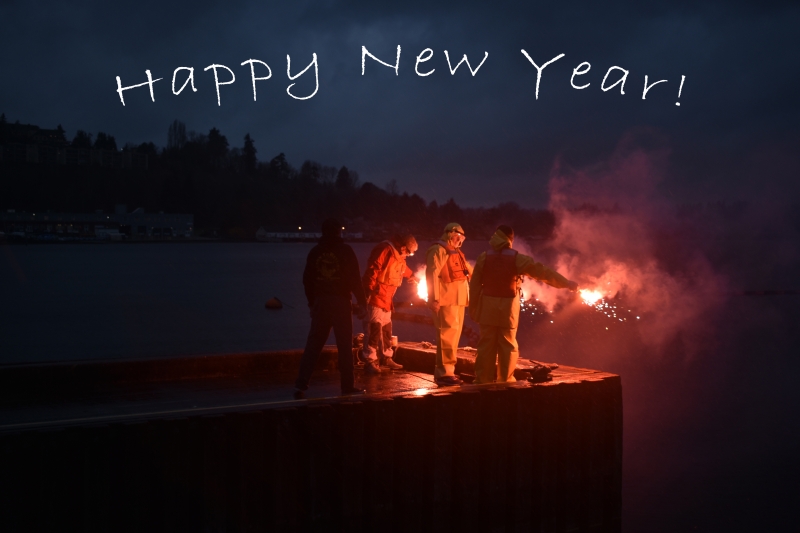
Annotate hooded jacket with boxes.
[469,230,570,328]
[303,234,367,308]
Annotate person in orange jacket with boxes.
[360,233,419,373]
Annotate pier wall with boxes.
[0,347,622,532]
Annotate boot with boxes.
[381,357,403,370]
[364,361,381,375]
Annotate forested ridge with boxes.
[0,116,557,239]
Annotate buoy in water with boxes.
[265,297,283,310]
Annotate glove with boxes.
[428,300,440,313]
[567,280,579,292]
[354,304,367,320]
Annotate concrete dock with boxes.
[0,343,622,532]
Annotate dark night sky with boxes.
[1,0,799,207]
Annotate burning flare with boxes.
[414,266,428,301]
[579,289,604,306]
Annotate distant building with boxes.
[0,207,193,241]
[255,226,363,242]
[255,227,322,242]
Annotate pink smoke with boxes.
[521,136,727,354]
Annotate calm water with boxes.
[2,242,324,362]
[0,240,489,364]
[2,239,799,531]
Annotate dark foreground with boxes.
[0,343,621,532]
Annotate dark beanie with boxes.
[497,225,514,241]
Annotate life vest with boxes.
[375,241,407,287]
[482,247,519,298]
[437,241,469,283]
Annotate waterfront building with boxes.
[0,206,193,241]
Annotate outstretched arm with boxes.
[517,254,574,290]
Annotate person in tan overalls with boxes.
[469,225,577,384]
[426,223,472,386]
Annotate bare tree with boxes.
[167,119,187,150]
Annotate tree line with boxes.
[0,116,557,240]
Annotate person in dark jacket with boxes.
[294,219,368,397]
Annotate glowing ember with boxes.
[517,276,642,333]
[580,289,604,305]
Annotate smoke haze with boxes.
[519,134,728,355]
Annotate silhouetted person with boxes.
[294,219,367,398]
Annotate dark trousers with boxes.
[295,294,355,391]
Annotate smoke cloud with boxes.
[519,133,728,354]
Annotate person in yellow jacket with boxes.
[426,222,472,386]
[469,225,578,384]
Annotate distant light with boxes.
[298,226,301,230]
[342,226,345,230]
[413,388,429,396]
